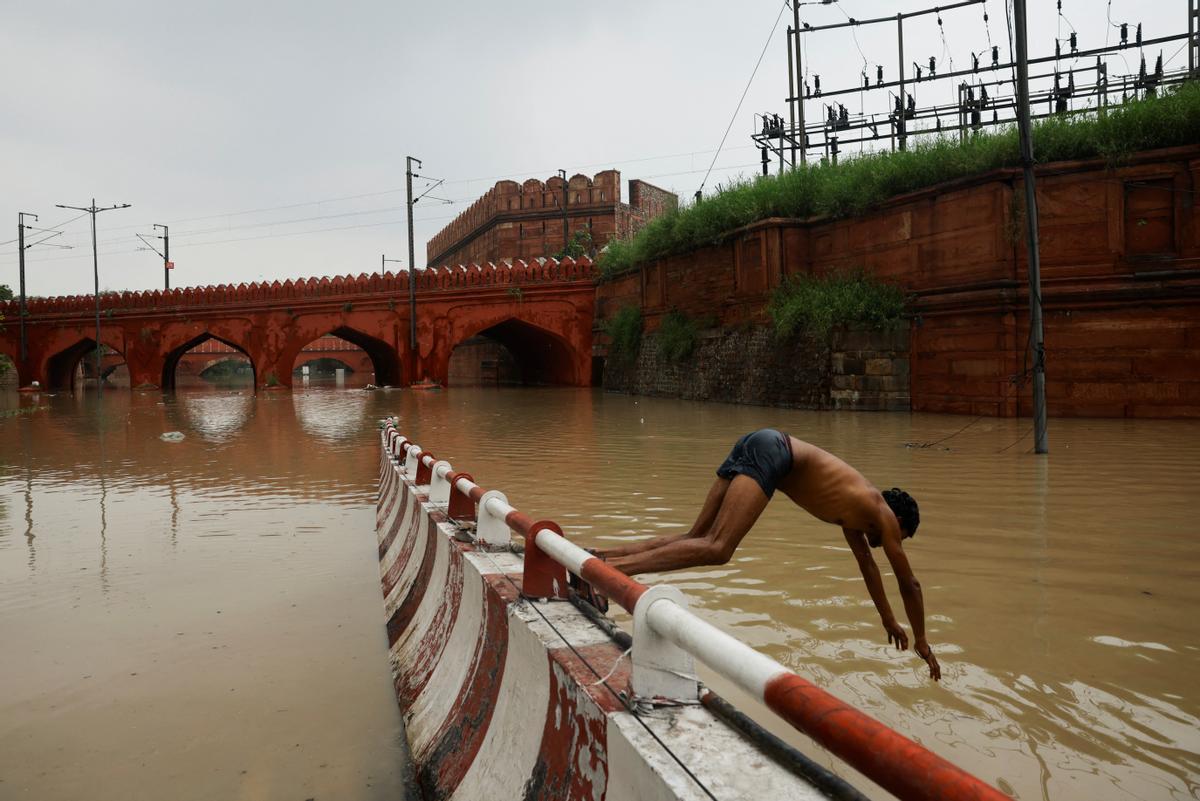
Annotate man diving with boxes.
[595,428,941,681]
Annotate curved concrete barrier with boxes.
[376,426,827,801]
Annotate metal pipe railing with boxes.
[379,421,1010,801]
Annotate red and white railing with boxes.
[382,421,1009,801]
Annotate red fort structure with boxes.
[426,170,677,268]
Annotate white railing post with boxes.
[430,461,453,505]
[404,444,420,478]
[632,586,699,702]
[477,490,512,547]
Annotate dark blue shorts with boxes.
[716,429,793,499]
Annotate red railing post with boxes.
[447,472,476,521]
[522,519,569,600]
[415,451,435,485]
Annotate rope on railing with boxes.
[380,420,1010,801]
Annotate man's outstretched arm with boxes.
[842,529,906,649]
[878,518,941,681]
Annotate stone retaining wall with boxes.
[602,324,908,411]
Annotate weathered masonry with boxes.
[0,258,597,392]
[596,145,1200,418]
[426,170,678,268]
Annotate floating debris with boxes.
[160,431,186,442]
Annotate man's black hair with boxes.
[883,488,920,537]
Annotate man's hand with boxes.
[883,618,908,651]
[915,639,941,681]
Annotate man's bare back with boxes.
[776,437,889,532]
[596,429,941,680]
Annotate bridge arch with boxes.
[288,326,401,387]
[0,344,19,388]
[44,338,127,391]
[447,316,578,386]
[162,333,256,391]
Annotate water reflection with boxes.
[293,387,369,443]
[0,386,410,801]
[170,391,255,442]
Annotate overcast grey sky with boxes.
[1,0,1185,298]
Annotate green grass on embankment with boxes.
[768,270,907,338]
[600,81,1200,279]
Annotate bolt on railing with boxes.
[380,421,1010,801]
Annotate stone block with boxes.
[860,375,903,393]
[838,356,866,375]
[865,358,894,376]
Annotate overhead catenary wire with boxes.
[697,0,790,199]
[1,161,766,267]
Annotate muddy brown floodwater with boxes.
[2,386,1198,800]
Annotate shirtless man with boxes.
[597,428,941,680]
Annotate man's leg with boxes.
[598,477,730,559]
[608,475,770,577]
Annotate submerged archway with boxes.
[0,349,20,389]
[448,318,576,386]
[45,339,128,392]
[163,334,256,391]
[290,328,400,387]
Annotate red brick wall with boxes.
[428,171,677,267]
[596,145,1200,418]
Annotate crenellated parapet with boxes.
[0,257,596,317]
[426,171,621,263]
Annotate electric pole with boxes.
[17,212,34,366]
[137,225,172,290]
[1013,0,1048,454]
[792,0,805,165]
[157,224,170,290]
[382,254,403,272]
[55,199,132,392]
[557,169,569,254]
[405,157,420,357]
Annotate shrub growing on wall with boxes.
[768,270,906,338]
[657,310,705,363]
[603,305,642,365]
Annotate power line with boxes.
[0,161,768,267]
[698,0,790,199]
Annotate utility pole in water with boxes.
[55,199,132,392]
[15,213,71,372]
[405,157,420,356]
[16,213,34,366]
[1013,0,1048,454]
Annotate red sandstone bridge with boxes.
[0,258,596,391]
